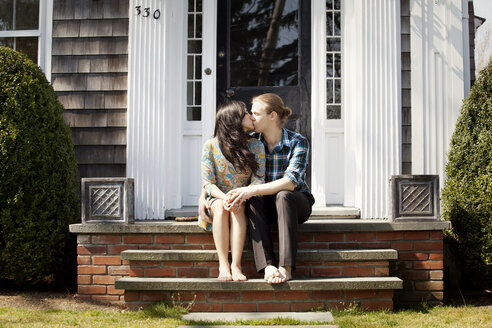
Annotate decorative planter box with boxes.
[389,175,440,221]
[81,178,134,224]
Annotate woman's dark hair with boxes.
[214,100,258,174]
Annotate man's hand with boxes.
[198,192,212,224]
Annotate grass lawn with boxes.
[0,303,491,328]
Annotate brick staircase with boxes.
[71,218,449,310]
[116,247,402,311]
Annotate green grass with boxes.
[0,304,490,327]
[332,304,492,328]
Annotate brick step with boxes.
[72,220,449,308]
[123,249,396,279]
[116,277,403,311]
[121,249,398,262]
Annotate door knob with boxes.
[204,68,212,75]
[226,89,235,98]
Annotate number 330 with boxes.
[136,6,161,19]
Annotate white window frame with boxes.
[0,0,53,81]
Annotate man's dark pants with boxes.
[247,190,313,272]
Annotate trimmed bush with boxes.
[442,59,492,288]
[0,47,79,285]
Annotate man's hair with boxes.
[252,93,292,126]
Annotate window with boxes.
[326,0,341,119]
[186,0,203,121]
[0,0,51,78]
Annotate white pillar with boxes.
[344,0,401,218]
[410,0,465,190]
[127,0,187,219]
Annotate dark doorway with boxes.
[217,0,311,139]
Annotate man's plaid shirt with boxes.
[258,128,311,196]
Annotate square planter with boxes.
[389,175,441,221]
[81,178,134,224]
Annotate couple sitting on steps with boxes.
[199,93,315,284]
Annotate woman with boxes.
[200,100,265,281]
[224,93,314,284]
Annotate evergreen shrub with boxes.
[442,60,492,287]
[0,47,79,285]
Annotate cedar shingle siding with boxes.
[52,0,129,179]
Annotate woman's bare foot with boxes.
[218,265,233,281]
[264,265,279,283]
[231,266,247,281]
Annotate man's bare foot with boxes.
[266,266,292,284]
[218,266,233,281]
[278,266,292,282]
[264,265,279,283]
[231,266,247,281]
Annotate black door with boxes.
[217,0,311,139]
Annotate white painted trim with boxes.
[0,30,40,37]
[201,0,217,145]
[461,0,471,97]
[40,0,53,82]
[344,0,401,218]
[164,0,187,212]
[311,0,327,207]
[410,0,465,191]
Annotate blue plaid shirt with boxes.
[258,129,313,201]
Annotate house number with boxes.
[135,6,161,19]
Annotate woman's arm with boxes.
[201,140,226,200]
[198,189,212,223]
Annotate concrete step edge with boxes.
[166,206,360,219]
[121,248,398,262]
[115,277,403,291]
[180,311,335,324]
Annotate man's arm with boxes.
[225,177,295,207]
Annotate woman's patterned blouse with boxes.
[201,137,266,196]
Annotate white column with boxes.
[128,0,187,219]
[344,0,401,218]
[411,0,465,190]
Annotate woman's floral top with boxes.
[201,137,265,196]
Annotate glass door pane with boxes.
[229,0,299,87]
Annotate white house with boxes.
[0,0,473,219]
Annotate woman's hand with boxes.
[225,186,254,209]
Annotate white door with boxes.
[181,0,216,206]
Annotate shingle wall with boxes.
[52,0,129,178]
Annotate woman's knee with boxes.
[211,199,228,218]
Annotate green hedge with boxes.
[442,59,492,288]
[0,47,79,285]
